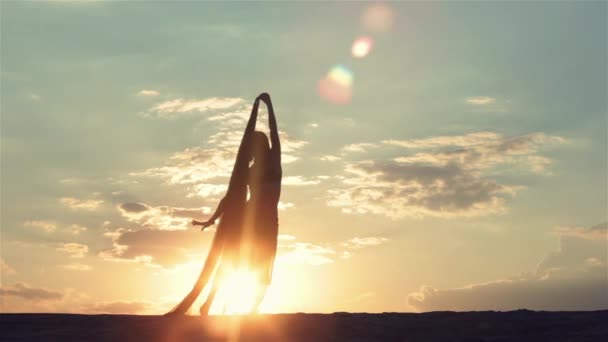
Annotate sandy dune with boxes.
[1,310,607,341]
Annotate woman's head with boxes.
[250,131,270,163]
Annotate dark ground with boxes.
[1,310,607,341]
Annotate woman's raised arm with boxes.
[259,93,280,159]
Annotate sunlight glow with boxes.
[212,268,262,315]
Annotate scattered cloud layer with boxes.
[408,223,607,311]
[329,132,565,218]
[57,243,89,258]
[137,89,160,96]
[133,102,308,198]
[0,283,63,301]
[279,236,389,266]
[144,97,244,119]
[466,96,496,105]
[24,220,57,233]
[60,197,103,210]
[61,263,92,271]
[118,202,209,230]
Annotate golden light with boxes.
[211,267,263,315]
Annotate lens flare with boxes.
[351,36,374,58]
[211,268,262,315]
[318,65,353,104]
[362,3,394,33]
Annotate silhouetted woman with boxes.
[165,96,261,316]
[198,92,282,315]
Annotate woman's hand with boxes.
[192,219,214,231]
[257,92,271,104]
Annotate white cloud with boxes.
[466,96,496,105]
[137,89,159,96]
[342,143,377,153]
[117,202,209,230]
[278,242,336,266]
[278,201,295,211]
[60,197,103,210]
[283,176,322,186]
[57,243,89,258]
[343,237,388,249]
[145,97,244,119]
[131,103,308,198]
[61,263,92,271]
[67,224,88,235]
[24,220,56,233]
[278,235,389,266]
[320,155,341,162]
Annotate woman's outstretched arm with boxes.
[225,97,260,194]
[259,93,281,159]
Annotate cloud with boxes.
[408,223,608,311]
[320,155,341,162]
[67,224,88,235]
[466,96,496,105]
[60,197,103,210]
[328,161,515,218]
[82,301,151,314]
[130,147,235,188]
[342,143,377,153]
[554,223,607,241]
[343,237,388,249]
[57,243,88,258]
[131,103,308,197]
[278,242,337,266]
[61,263,92,271]
[119,202,150,213]
[117,202,209,230]
[283,176,322,186]
[278,201,295,211]
[329,132,565,218]
[137,89,159,96]
[278,236,389,266]
[24,220,56,233]
[145,97,244,119]
[1,258,16,275]
[383,132,502,149]
[99,228,209,267]
[0,283,63,301]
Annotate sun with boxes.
[210,267,263,315]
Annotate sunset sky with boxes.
[1,1,606,314]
